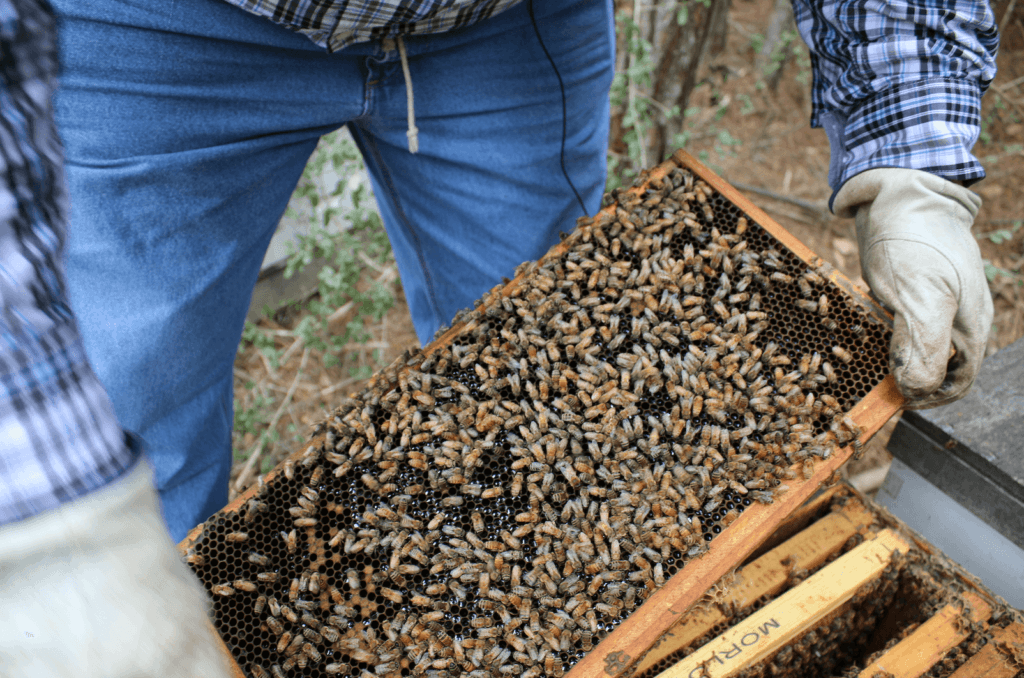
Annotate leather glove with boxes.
[0,462,234,678]
[833,168,993,409]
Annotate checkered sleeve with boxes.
[0,0,139,527]
[791,0,999,200]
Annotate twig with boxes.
[277,336,304,369]
[326,299,356,324]
[234,347,311,491]
[233,367,259,383]
[1000,0,1018,35]
[628,0,649,170]
[728,180,830,218]
[357,250,384,273]
[757,205,821,227]
[261,380,319,394]
[325,264,398,324]
[319,375,368,399]
[999,74,1024,92]
[255,347,276,376]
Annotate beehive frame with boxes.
[181,150,907,678]
[633,483,1022,678]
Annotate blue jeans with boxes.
[52,0,615,540]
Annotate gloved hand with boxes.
[833,168,993,409]
[0,462,234,678]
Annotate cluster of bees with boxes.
[186,164,892,678]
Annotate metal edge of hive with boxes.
[180,150,907,678]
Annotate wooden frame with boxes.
[635,495,878,675]
[654,529,912,678]
[645,503,1009,678]
[181,151,907,678]
[949,622,1024,678]
[856,592,993,678]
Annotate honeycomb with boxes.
[184,158,895,678]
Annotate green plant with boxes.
[675,0,710,27]
[979,221,1022,245]
[609,9,657,190]
[737,93,755,116]
[233,391,275,461]
[978,93,1017,147]
[283,131,398,375]
[761,28,798,80]
[714,129,742,158]
[984,259,1022,284]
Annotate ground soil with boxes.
[231,0,1024,497]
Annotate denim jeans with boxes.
[52,0,615,540]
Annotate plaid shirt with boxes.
[792,0,999,196]
[0,0,138,527]
[220,0,523,52]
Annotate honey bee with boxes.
[276,631,292,654]
[831,345,853,364]
[348,648,378,664]
[233,579,257,592]
[381,587,403,604]
[250,665,270,678]
[247,552,270,567]
[281,529,297,554]
[852,438,865,460]
[225,531,248,543]
[211,583,234,596]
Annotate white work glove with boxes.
[834,168,993,409]
[0,462,234,678]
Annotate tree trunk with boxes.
[757,0,796,93]
[609,0,732,178]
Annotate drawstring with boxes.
[395,36,419,154]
